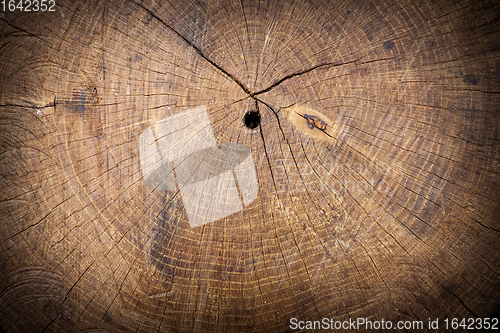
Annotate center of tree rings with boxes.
[244,110,261,129]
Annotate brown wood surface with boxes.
[1,0,500,331]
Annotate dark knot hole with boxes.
[243,111,261,129]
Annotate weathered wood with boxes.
[0,0,499,331]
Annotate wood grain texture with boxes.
[0,0,499,331]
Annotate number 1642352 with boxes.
[2,0,55,12]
